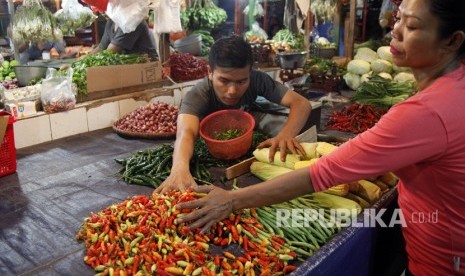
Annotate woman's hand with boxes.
[155,170,198,194]
[175,185,233,234]
[257,134,306,162]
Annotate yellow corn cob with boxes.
[344,192,371,209]
[312,192,362,216]
[315,142,338,156]
[373,179,389,192]
[356,180,382,204]
[300,142,319,159]
[293,158,319,169]
[348,181,360,192]
[253,148,302,169]
[323,184,350,196]
[379,172,399,187]
[250,161,293,181]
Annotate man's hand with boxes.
[155,170,198,194]
[175,185,233,234]
[257,134,306,162]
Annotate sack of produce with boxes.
[40,68,76,114]
[11,0,62,45]
[55,0,97,37]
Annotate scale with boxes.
[279,68,304,83]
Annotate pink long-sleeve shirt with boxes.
[310,64,465,275]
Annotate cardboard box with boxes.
[86,61,163,93]
[5,101,40,119]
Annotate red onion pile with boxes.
[1,79,19,90]
[113,102,179,134]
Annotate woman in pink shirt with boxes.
[174,0,465,274]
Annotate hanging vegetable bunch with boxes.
[272,29,305,51]
[310,0,337,23]
[11,0,62,45]
[180,0,227,31]
[54,0,97,37]
[243,0,264,18]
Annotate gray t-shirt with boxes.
[180,70,288,119]
[99,20,158,61]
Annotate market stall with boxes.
[0,0,417,275]
[0,126,406,275]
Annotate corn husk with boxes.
[344,192,371,209]
[294,159,319,170]
[250,161,293,181]
[316,142,339,156]
[300,142,319,159]
[355,180,382,204]
[312,192,362,218]
[253,148,302,169]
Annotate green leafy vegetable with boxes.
[69,50,148,96]
[214,128,244,140]
[352,75,418,108]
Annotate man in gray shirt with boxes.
[95,18,158,61]
[156,35,311,193]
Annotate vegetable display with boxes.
[70,51,148,96]
[113,102,178,135]
[181,0,227,32]
[344,45,415,90]
[249,141,399,252]
[351,75,417,108]
[271,29,305,51]
[115,132,269,188]
[310,0,337,23]
[54,0,97,37]
[12,0,62,45]
[215,128,244,141]
[76,191,298,275]
[169,52,208,82]
[325,103,388,134]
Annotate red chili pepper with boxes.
[231,225,239,241]
[243,236,249,251]
[220,237,229,247]
[283,265,297,273]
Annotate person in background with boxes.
[91,17,158,61]
[155,35,312,194]
[18,40,76,65]
[174,0,465,275]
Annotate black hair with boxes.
[208,35,253,71]
[429,0,465,56]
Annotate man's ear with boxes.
[208,66,213,80]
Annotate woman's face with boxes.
[390,0,446,69]
[209,66,251,106]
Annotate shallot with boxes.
[113,102,178,134]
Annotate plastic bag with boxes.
[81,0,109,12]
[151,0,182,34]
[106,0,149,34]
[41,68,76,114]
[55,0,97,37]
[379,0,397,28]
[244,22,268,43]
[12,0,63,45]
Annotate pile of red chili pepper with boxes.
[325,103,388,134]
[76,191,297,275]
[170,52,208,82]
